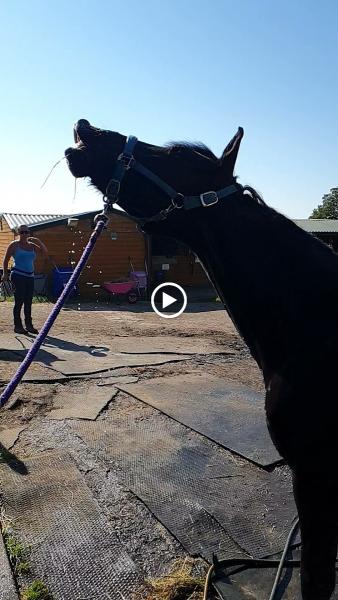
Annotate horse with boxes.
[65,119,338,599]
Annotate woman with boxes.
[1,225,48,334]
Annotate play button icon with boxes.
[162,292,177,310]
[151,283,187,318]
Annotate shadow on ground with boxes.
[62,301,224,314]
[0,443,28,475]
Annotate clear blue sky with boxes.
[1,0,337,219]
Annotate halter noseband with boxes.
[104,135,242,223]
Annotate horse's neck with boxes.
[166,200,338,383]
[190,223,281,379]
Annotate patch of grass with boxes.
[21,580,53,600]
[5,536,30,575]
[143,558,207,600]
[0,510,31,576]
[0,511,52,599]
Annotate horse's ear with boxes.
[221,127,244,173]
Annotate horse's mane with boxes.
[163,141,219,162]
[243,185,267,207]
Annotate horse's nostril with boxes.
[65,147,74,157]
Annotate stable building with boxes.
[0,211,210,298]
[294,219,338,251]
[0,211,147,298]
[151,234,209,288]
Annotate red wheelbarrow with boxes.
[101,280,139,303]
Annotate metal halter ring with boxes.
[172,193,184,209]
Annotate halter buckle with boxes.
[200,191,218,207]
[105,179,120,201]
[118,153,135,170]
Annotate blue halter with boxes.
[105,135,242,222]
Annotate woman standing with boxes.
[1,225,49,334]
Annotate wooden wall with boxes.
[0,218,15,270]
[1,213,210,294]
[151,237,210,287]
[162,256,208,286]
[32,213,147,297]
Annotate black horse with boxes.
[65,120,338,599]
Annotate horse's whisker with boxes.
[40,156,66,189]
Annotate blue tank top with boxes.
[12,245,36,277]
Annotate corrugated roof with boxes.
[1,207,127,232]
[294,219,338,233]
[18,208,132,231]
[1,213,66,230]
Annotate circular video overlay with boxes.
[151,283,187,319]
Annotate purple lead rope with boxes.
[0,216,107,407]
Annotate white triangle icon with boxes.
[162,292,177,309]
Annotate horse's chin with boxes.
[65,147,92,179]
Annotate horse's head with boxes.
[65,119,244,234]
[65,119,126,190]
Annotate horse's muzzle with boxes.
[64,146,91,178]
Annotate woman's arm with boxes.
[2,242,16,279]
[28,237,49,256]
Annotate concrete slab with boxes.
[97,375,139,386]
[0,334,27,351]
[0,373,66,385]
[2,332,205,378]
[0,534,19,600]
[0,348,67,384]
[1,333,192,375]
[0,451,141,599]
[47,386,117,420]
[118,373,280,467]
[1,347,191,375]
[0,427,26,449]
[1,371,66,385]
[39,350,191,375]
[21,365,67,382]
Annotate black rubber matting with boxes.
[118,373,280,467]
[212,547,338,600]
[213,553,301,600]
[0,451,141,599]
[71,414,296,560]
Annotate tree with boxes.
[309,188,338,219]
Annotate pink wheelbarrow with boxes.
[101,280,139,304]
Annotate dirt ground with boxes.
[0,301,264,429]
[0,300,264,388]
[0,300,265,598]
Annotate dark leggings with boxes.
[11,273,34,326]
